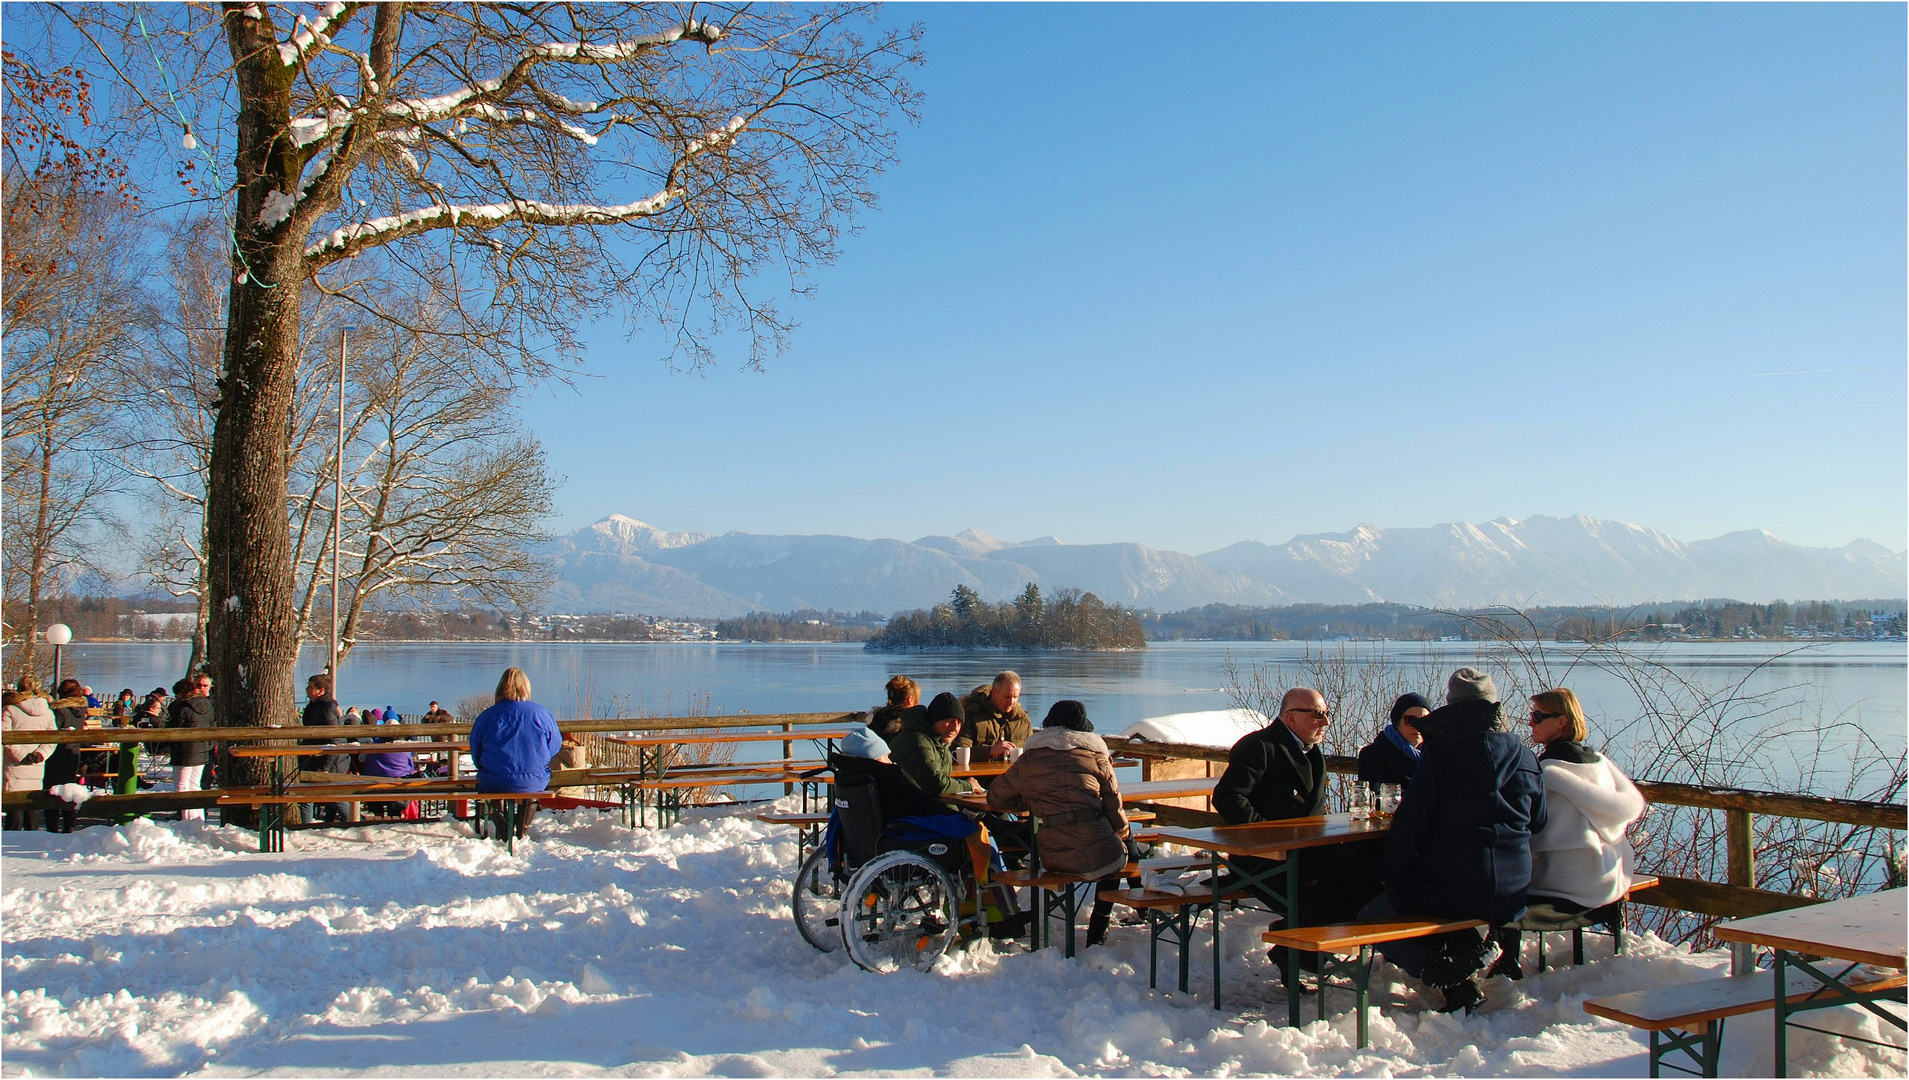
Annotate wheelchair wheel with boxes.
[792,847,844,953]
[838,850,960,973]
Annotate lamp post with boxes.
[44,623,72,688]
[333,326,355,702]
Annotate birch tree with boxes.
[38,3,921,735]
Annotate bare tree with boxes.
[287,304,559,668]
[0,168,143,681]
[36,2,921,737]
[126,223,558,674]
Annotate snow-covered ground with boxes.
[4,807,1902,1078]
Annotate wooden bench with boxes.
[1262,918,1490,1047]
[591,767,824,828]
[218,787,553,853]
[755,810,830,863]
[1504,875,1662,974]
[1102,877,1254,994]
[1583,968,1909,1078]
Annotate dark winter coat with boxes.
[42,696,89,788]
[1381,698,1547,924]
[956,686,1031,756]
[1356,726,1421,790]
[167,696,216,767]
[867,703,927,740]
[1214,719,1327,825]
[468,699,561,793]
[986,727,1127,879]
[300,696,342,742]
[828,751,949,821]
[889,708,962,797]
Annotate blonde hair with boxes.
[495,666,532,703]
[1531,688,1589,743]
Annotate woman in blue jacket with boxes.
[469,668,561,835]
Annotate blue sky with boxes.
[522,3,1906,554]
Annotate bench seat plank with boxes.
[1263,918,1487,953]
[1584,970,1909,1030]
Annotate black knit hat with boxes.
[1389,693,1431,727]
[1042,699,1093,732]
[926,691,964,723]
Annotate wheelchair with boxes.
[791,771,997,973]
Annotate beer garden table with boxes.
[1138,816,1392,1016]
[1713,887,1907,1077]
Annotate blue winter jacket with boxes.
[1382,699,1547,924]
[469,700,561,793]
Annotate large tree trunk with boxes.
[205,12,305,791]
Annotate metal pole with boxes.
[332,327,353,698]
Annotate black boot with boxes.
[1086,901,1112,948]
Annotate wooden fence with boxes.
[6,712,1903,921]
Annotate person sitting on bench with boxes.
[890,692,977,799]
[1357,692,1429,791]
[1522,688,1646,925]
[985,700,1131,947]
[866,675,925,740]
[1358,667,1546,1013]
[469,667,560,839]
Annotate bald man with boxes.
[1214,687,1380,990]
[1214,687,1332,824]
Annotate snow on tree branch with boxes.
[278,1,353,67]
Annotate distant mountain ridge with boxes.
[534,513,1906,616]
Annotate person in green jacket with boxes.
[890,692,976,798]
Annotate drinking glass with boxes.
[1380,783,1403,816]
[1347,784,1370,821]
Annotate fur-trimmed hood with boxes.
[1024,727,1109,756]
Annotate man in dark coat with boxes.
[1360,667,1547,1012]
[1214,687,1331,825]
[1214,688,1378,983]
[299,673,349,824]
[1357,692,1429,791]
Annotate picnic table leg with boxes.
[1211,850,1223,1009]
[1772,949,1788,1079]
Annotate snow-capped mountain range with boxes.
[535,514,1907,616]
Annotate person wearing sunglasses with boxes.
[1521,688,1646,938]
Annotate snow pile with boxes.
[1119,708,1268,748]
[5,810,1903,1077]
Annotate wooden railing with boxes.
[8,715,1902,921]
[1104,735,1907,920]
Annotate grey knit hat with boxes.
[1447,667,1499,705]
[841,726,890,760]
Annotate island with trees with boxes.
[863,585,1146,651]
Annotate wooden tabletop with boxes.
[1120,777,1219,801]
[229,742,467,758]
[1142,816,1390,857]
[605,729,855,747]
[944,782,1192,814]
[953,760,1011,778]
[1714,888,1907,970]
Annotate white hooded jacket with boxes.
[1528,752,1647,909]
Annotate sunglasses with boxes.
[1289,707,1331,720]
[1527,710,1561,723]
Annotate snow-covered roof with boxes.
[1117,708,1267,748]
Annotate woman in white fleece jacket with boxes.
[1524,688,1647,910]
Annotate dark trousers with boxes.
[299,754,351,823]
[1357,891,1487,984]
[3,807,38,830]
